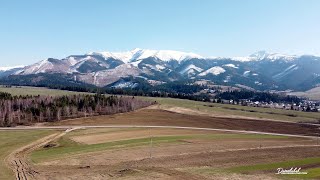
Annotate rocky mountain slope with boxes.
[1,49,319,91]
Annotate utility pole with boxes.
[149,128,153,159]
[150,135,153,158]
[259,134,262,149]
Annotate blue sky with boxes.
[1,0,320,66]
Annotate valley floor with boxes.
[2,105,320,180]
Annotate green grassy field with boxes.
[0,130,54,179]
[179,157,320,179]
[31,129,287,164]
[141,97,320,123]
[0,86,88,96]
[229,157,320,179]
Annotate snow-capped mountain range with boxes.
[87,48,203,63]
[1,49,319,91]
[0,65,25,71]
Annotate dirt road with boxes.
[5,128,77,180]
[45,109,320,137]
[0,125,319,138]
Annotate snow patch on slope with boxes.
[180,64,203,74]
[0,65,25,71]
[155,64,166,70]
[231,51,298,62]
[112,81,139,89]
[223,64,238,68]
[144,64,164,72]
[231,57,255,62]
[130,60,142,67]
[243,71,251,77]
[21,59,53,74]
[273,64,299,79]
[77,64,141,87]
[198,66,226,76]
[65,57,78,66]
[250,51,297,61]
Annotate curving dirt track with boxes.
[5,129,77,180]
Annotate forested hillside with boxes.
[0,92,154,127]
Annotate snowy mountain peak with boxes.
[250,50,269,59]
[87,48,204,63]
[131,48,142,53]
[230,51,299,62]
[1,49,320,91]
[250,51,297,61]
[0,65,25,71]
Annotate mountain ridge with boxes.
[1,49,320,92]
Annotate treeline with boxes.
[215,90,301,103]
[0,92,12,100]
[103,88,211,102]
[40,83,211,103]
[0,92,155,127]
[0,74,302,104]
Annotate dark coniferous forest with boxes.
[0,92,155,127]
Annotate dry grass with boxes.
[30,127,319,179]
[140,97,320,123]
[289,87,320,101]
[0,86,89,96]
[0,130,54,179]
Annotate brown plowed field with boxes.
[51,109,320,137]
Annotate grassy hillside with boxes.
[0,86,88,96]
[141,97,320,123]
[289,87,320,101]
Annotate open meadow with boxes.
[28,127,320,179]
[0,86,90,96]
[1,87,320,179]
[289,87,320,101]
[141,97,320,123]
